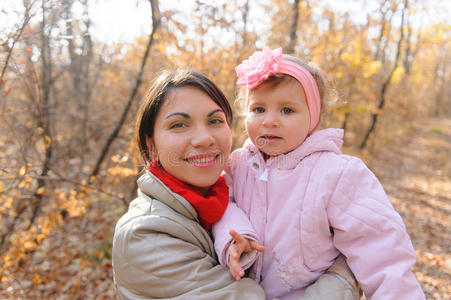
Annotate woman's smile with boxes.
[185,152,221,167]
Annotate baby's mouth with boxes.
[261,135,282,140]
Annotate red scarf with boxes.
[147,164,229,230]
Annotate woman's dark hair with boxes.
[136,69,233,162]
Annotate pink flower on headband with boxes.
[236,47,283,89]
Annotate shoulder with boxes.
[112,193,214,272]
[305,151,353,179]
[113,196,171,251]
[326,155,401,227]
[309,153,380,194]
[230,147,252,163]
[303,153,376,206]
[328,154,380,188]
[226,147,252,174]
[114,192,205,245]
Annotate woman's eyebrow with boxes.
[165,112,190,119]
[208,109,224,117]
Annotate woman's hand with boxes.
[227,229,265,281]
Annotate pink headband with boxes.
[236,47,321,134]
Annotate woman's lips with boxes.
[185,153,220,167]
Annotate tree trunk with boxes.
[286,0,300,53]
[28,0,55,228]
[360,0,408,149]
[374,0,388,61]
[403,8,412,75]
[89,0,161,180]
[241,0,250,48]
[433,52,447,117]
[80,0,93,171]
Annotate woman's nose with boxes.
[191,125,215,147]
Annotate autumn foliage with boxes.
[0,0,449,298]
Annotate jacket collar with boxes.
[244,128,344,170]
[137,170,199,222]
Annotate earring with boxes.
[150,159,160,168]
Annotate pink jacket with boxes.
[212,128,424,300]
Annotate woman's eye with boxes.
[253,107,265,113]
[169,122,186,129]
[282,107,293,114]
[209,118,224,125]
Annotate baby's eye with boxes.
[169,122,186,129]
[282,107,293,114]
[253,107,265,113]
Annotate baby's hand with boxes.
[228,229,265,281]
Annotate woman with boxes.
[112,69,359,299]
[112,69,265,299]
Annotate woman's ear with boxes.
[145,136,157,161]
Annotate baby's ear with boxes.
[145,136,157,161]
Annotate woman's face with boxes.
[147,86,232,194]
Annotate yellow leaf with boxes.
[36,187,45,195]
[341,52,353,62]
[37,233,46,243]
[44,136,51,148]
[19,166,26,176]
[93,249,104,259]
[24,241,36,251]
[32,273,42,285]
[363,61,381,78]
[391,67,405,84]
[25,46,33,56]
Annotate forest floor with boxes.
[362,117,451,299]
[2,118,450,299]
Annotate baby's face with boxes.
[245,80,310,157]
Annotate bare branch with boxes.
[0,0,37,85]
[89,0,161,180]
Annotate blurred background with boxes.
[1,0,449,298]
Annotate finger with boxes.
[229,229,246,245]
[229,230,247,256]
[229,245,240,260]
[228,258,245,281]
[249,240,265,252]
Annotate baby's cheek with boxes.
[245,115,257,133]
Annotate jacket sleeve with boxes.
[212,202,260,268]
[113,214,265,300]
[327,157,425,300]
[212,150,260,269]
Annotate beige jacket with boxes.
[112,171,266,299]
